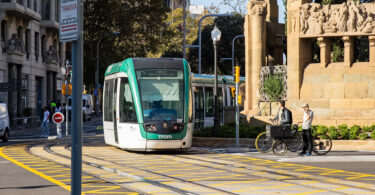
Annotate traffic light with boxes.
[235,66,240,83]
[62,84,72,95]
[230,87,235,97]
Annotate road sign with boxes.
[60,0,78,42]
[52,112,64,138]
[52,112,64,124]
[94,89,98,96]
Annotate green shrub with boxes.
[349,125,361,140]
[372,131,375,140]
[316,125,328,134]
[370,125,375,131]
[193,124,265,138]
[328,126,339,140]
[359,133,368,140]
[362,126,372,132]
[338,124,349,140]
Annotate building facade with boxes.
[0,0,66,121]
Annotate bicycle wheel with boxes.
[312,134,332,155]
[255,132,274,153]
[286,131,304,152]
[272,140,287,156]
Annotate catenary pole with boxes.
[71,0,83,194]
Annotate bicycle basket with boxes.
[266,125,292,139]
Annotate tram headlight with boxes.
[145,125,157,131]
[173,125,178,130]
[151,125,157,131]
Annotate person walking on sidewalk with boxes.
[41,107,50,137]
[298,103,314,156]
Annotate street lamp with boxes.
[211,26,221,133]
[95,31,120,116]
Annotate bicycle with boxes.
[272,128,332,156]
[270,124,304,156]
[255,119,303,153]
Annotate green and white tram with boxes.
[103,58,193,151]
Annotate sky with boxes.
[190,0,286,24]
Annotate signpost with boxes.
[60,0,83,194]
[52,112,64,138]
[60,0,79,42]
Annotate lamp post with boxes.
[211,26,221,133]
[95,31,120,116]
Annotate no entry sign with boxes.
[52,112,65,124]
[60,0,78,42]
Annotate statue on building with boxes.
[45,46,58,62]
[6,34,23,53]
[338,2,348,32]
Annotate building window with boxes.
[42,0,50,20]
[41,35,46,62]
[34,0,38,12]
[27,0,31,8]
[331,37,344,63]
[354,37,369,62]
[1,20,7,53]
[55,0,60,22]
[35,32,39,61]
[17,26,23,40]
[25,29,30,59]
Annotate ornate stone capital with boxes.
[318,37,326,48]
[249,2,267,16]
[342,36,352,47]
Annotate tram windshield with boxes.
[136,69,184,123]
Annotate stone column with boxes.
[49,0,55,22]
[245,1,267,114]
[343,36,354,67]
[287,0,311,101]
[369,36,375,64]
[318,37,331,68]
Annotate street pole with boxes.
[232,35,244,76]
[65,79,69,136]
[96,32,119,117]
[213,40,219,134]
[182,0,187,59]
[235,66,240,148]
[71,0,83,194]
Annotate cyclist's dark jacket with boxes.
[273,107,293,125]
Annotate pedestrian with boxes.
[55,103,62,113]
[298,103,314,156]
[41,107,50,137]
[271,100,293,125]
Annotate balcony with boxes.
[5,33,24,64]
[0,0,41,21]
[40,20,59,31]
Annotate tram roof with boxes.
[105,58,188,76]
[191,74,245,85]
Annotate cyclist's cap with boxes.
[302,103,309,108]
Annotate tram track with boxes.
[20,138,375,195]
[74,145,375,195]
[24,140,147,195]
[42,142,237,195]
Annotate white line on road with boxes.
[0,160,10,164]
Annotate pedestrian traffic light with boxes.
[235,66,240,83]
[62,84,72,95]
[230,87,235,97]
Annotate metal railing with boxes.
[12,116,40,130]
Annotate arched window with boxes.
[25,29,31,59]
[35,32,39,61]
[1,20,7,53]
[41,35,46,62]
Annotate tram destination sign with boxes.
[59,0,78,42]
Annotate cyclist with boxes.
[297,103,314,156]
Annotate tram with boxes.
[103,58,193,151]
[192,74,245,129]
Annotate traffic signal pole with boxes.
[235,66,240,148]
[71,0,83,194]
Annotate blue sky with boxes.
[190,0,286,23]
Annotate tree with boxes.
[221,0,247,16]
[83,0,170,87]
[187,15,245,75]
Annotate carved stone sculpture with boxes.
[45,46,58,63]
[249,2,267,16]
[299,1,375,36]
[6,34,24,54]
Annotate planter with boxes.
[331,140,375,151]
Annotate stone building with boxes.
[287,0,375,126]
[0,0,66,121]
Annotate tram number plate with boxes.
[158,135,173,139]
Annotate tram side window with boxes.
[205,87,214,117]
[104,80,114,121]
[119,78,137,122]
